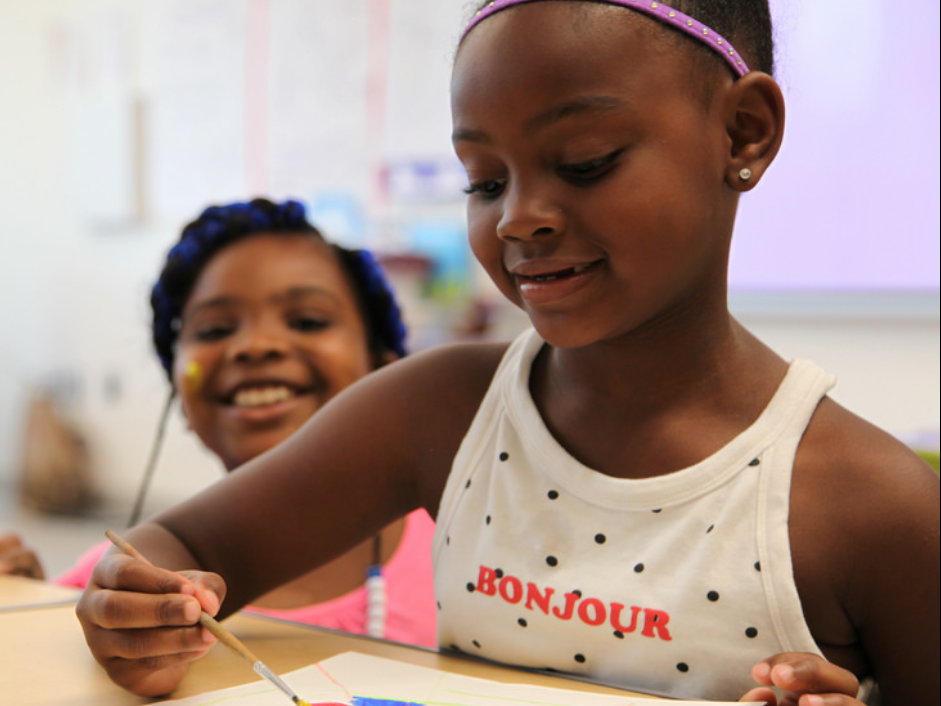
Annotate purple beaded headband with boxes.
[462,0,751,77]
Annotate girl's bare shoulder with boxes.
[791,397,938,701]
[794,396,938,521]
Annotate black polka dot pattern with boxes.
[440,375,798,690]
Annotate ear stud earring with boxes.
[738,168,753,182]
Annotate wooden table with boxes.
[0,573,81,611]
[0,575,655,706]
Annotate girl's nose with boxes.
[227,326,289,363]
[495,183,564,241]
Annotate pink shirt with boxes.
[54,509,437,648]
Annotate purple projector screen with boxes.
[727,0,940,294]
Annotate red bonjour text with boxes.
[474,564,672,640]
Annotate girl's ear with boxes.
[723,71,785,191]
[376,350,400,369]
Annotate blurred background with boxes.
[0,0,938,577]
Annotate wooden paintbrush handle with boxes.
[198,612,260,663]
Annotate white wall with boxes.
[1,0,937,519]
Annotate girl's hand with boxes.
[0,532,45,580]
[75,551,225,697]
[739,652,863,706]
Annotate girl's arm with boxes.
[75,341,506,696]
[749,400,940,706]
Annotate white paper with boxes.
[154,651,757,705]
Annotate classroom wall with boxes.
[1,0,938,517]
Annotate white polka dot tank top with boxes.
[433,328,836,701]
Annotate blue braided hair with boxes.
[150,197,408,382]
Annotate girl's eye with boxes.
[463,178,507,199]
[290,315,330,333]
[558,150,623,182]
[193,323,234,342]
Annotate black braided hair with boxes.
[462,0,774,76]
[150,197,408,382]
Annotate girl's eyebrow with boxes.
[452,95,627,144]
[185,287,341,315]
[527,95,626,133]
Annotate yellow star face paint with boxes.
[182,360,203,395]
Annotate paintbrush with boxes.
[105,529,312,706]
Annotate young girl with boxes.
[76,3,938,704]
[59,198,437,647]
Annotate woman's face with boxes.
[173,233,377,470]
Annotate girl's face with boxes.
[173,234,376,470]
[452,3,740,349]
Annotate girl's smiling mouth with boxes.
[510,260,603,305]
[514,261,598,283]
[225,383,312,409]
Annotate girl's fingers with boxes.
[0,534,45,580]
[75,552,226,696]
[101,642,215,697]
[746,653,863,706]
[179,569,225,615]
[92,623,216,662]
[93,553,197,594]
[86,556,224,622]
[79,587,204,629]
[0,547,45,579]
[740,686,778,704]
[761,653,859,697]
